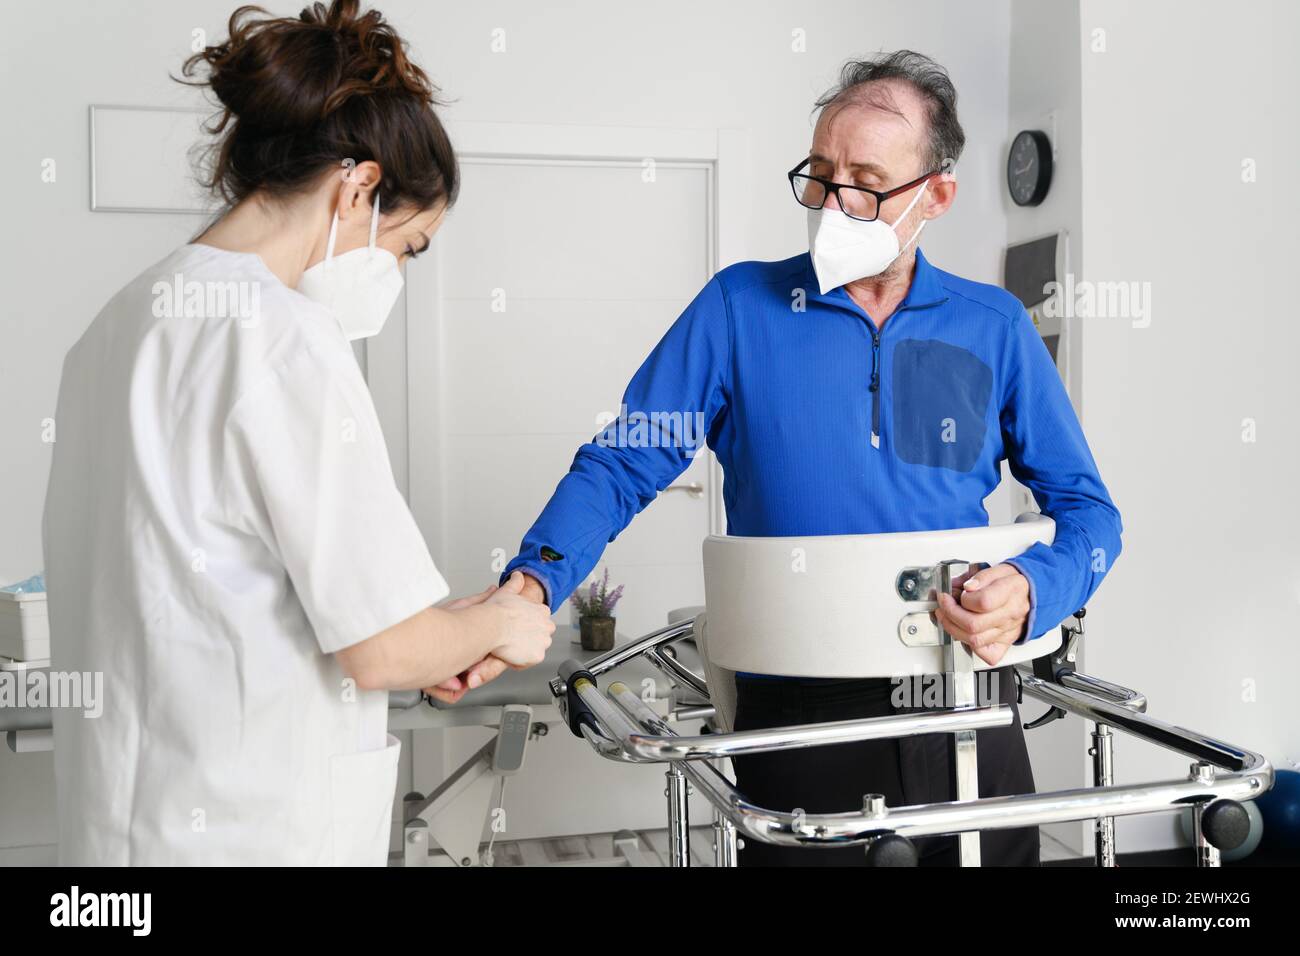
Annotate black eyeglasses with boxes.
[788,159,939,222]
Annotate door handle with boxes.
[664,482,704,499]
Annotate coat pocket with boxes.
[329,733,401,866]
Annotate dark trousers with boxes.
[731,667,1039,867]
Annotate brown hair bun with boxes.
[179,0,458,213]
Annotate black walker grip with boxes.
[558,659,600,739]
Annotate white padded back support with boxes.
[667,606,735,732]
[701,515,1062,679]
[696,614,736,732]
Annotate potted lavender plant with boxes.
[569,567,623,652]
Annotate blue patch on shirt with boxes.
[892,338,992,472]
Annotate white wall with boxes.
[0,0,1016,859]
[1075,0,1300,854]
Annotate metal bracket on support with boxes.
[896,561,988,648]
[898,612,943,647]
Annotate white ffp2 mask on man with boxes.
[298,192,404,341]
[807,180,929,294]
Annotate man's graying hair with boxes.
[814,50,965,175]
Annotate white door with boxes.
[372,122,748,843]
[413,159,715,633]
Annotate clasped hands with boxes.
[423,571,549,705]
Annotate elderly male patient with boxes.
[498,51,1122,866]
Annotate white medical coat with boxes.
[42,243,447,865]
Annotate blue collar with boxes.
[808,246,950,313]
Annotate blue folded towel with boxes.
[0,573,45,594]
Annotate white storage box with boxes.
[0,590,49,663]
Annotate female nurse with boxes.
[41,0,553,865]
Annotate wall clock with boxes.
[1007,129,1052,207]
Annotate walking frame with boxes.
[550,571,1271,867]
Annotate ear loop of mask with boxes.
[323,210,339,263]
[321,191,381,264]
[892,180,929,255]
[367,191,381,251]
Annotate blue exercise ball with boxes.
[1179,799,1263,862]
[1256,769,1300,852]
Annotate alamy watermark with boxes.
[0,669,103,718]
[595,405,708,458]
[50,886,150,936]
[152,273,262,328]
[891,671,1002,709]
[1043,273,1152,329]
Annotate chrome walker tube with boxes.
[1091,722,1117,867]
[938,561,981,867]
[553,615,1274,867]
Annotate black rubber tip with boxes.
[1200,800,1251,851]
[865,834,918,867]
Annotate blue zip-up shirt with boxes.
[504,248,1122,643]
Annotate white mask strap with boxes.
[323,211,340,262]
[886,179,929,229]
[899,218,927,255]
[887,179,929,259]
[368,192,381,250]
[322,191,380,263]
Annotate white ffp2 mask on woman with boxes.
[807,181,928,295]
[298,192,404,341]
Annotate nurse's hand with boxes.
[485,572,556,667]
[441,583,500,611]
[422,585,504,702]
[423,582,509,702]
[933,564,1031,667]
[462,654,510,689]
[449,574,550,690]
[425,653,511,701]
[424,681,470,705]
